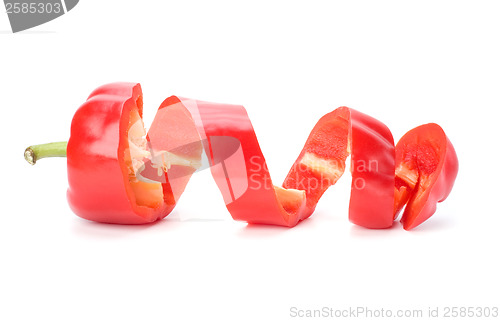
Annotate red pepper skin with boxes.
[66,83,171,224]
[394,124,458,230]
[348,109,395,228]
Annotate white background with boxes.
[1,1,499,320]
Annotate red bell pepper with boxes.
[393,123,458,230]
[25,83,178,224]
[64,83,185,224]
[25,82,458,230]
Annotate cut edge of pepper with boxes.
[117,85,171,222]
[283,107,351,220]
[394,123,447,230]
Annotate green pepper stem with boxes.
[24,141,68,165]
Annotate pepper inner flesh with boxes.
[273,186,306,215]
[125,109,164,209]
[125,109,198,210]
[394,141,439,217]
[283,108,350,212]
[125,103,204,210]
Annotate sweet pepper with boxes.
[25,82,458,230]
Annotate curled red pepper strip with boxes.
[25,82,458,230]
[148,98,395,228]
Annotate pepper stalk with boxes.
[24,142,68,165]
